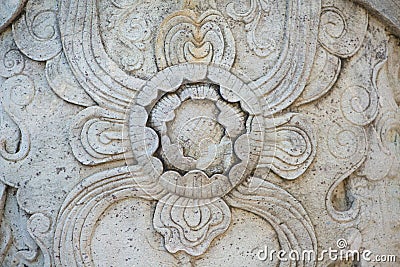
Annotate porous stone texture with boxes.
[0,0,399,266]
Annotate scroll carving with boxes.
[0,75,33,162]
[226,0,278,58]
[53,0,323,260]
[12,0,62,61]
[0,0,398,266]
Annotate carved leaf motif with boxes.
[0,184,49,266]
[259,114,316,180]
[130,64,265,196]
[357,83,400,181]
[104,2,152,72]
[0,75,34,162]
[70,106,132,165]
[153,195,231,256]
[296,44,341,106]
[387,36,400,104]
[12,0,62,61]
[297,0,368,108]
[59,0,146,112]
[24,213,52,266]
[0,29,25,78]
[325,161,365,223]
[45,52,95,107]
[224,177,317,267]
[242,0,321,115]
[326,121,367,161]
[357,122,396,181]
[156,9,236,70]
[338,21,386,126]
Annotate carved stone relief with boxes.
[0,0,399,266]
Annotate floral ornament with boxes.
[55,63,317,264]
[54,1,319,266]
[128,65,264,255]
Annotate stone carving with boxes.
[226,0,278,57]
[156,9,235,69]
[0,29,33,162]
[0,183,11,264]
[57,61,317,265]
[295,44,341,106]
[318,0,368,58]
[104,1,152,72]
[0,29,25,78]
[324,15,387,223]
[296,0,368,107]
[0,183,51,267]
[45,52,95,107]
[12,0,62,61]
[0,0,399,266]
[52,0,321,264]
[354,0,400,37]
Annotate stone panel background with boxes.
[0,0,399,266]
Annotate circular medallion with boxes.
[129,64,264,199]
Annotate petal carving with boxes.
[153,194,231,256]
[70,106,132,165]
[156,9,236,70]
[260,114,316,180]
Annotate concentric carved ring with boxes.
[129,64,264,199]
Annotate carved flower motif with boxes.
[63,63,317,258]
[53,1,320,265]
[127,65,265,255]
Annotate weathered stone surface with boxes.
[0,0,399,266]
[353,0,400,37]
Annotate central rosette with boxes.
[149,83,248,177]
[126,64,265,256]
[129,65,264,200]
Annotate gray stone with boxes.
[0,0,399,266]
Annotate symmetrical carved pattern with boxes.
[50,0,324,265]
[0,0,399,266]
[156,9,236,69]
